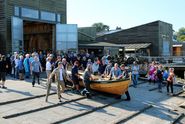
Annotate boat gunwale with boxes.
[91,78,130,84]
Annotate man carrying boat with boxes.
[109,63,131,100]
[109,63,121,79]
[71,61,81,94]
[119,64,129,79]
[104,61,112,76]
[82,64,94,98]
[92,58,99,75]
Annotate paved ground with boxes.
[0,76,184,124]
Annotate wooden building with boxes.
[96,21,173,56]
[0,0,78,54]
[173,42,185,56]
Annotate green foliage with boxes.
[177,27,185,42]
[92,22,110,32]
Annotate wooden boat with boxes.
[79,76,131,95]
[67,71,131,95]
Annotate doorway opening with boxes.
[23,21,54,52]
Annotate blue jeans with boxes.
[132,74,139,86]
[25,72,30,78]
[32,71,40,86]
[15,67,19,79]
[157,80,162,90]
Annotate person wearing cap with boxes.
[46,62,67,102]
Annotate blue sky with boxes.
[67,0,184,31]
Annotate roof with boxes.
[173,41,185,46]
[96,20,172,37]
[96,30,122,37]
[173,44,183,47]
[79,42,122,47]
[79,42,151,51]
[124,43,151,51]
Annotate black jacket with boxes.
[0,60,7,72]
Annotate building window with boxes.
[56,24,78,51]
[21,8,39,19]
[57,14,61,22]
[14,6,19,16]
[41,11,56,21]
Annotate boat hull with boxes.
[80,79,131,95]
[67,71,131,95]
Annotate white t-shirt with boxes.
[46,61,52,71]
[14,59,19,68]
[59,69,63,81]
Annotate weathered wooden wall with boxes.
[96,21,173,56]
[24,22,53,51]
[0,0,6,54]
[3,0,66,53]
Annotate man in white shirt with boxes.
[46,57,52,79]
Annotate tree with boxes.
[116,26,122,30]
[176,27,185,42]
[92,22,110,32]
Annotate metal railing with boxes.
[139,55,185,63]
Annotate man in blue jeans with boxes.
[131,61,139,88]
[31,56,42,87]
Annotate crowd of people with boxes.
[147,61,175,95]
[0,51,176,102]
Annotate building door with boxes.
[11,16,23,53]
[56,23,78,52]
[162,41,170,56]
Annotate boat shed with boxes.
[96,21,173,56]
[79,42,151,56]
